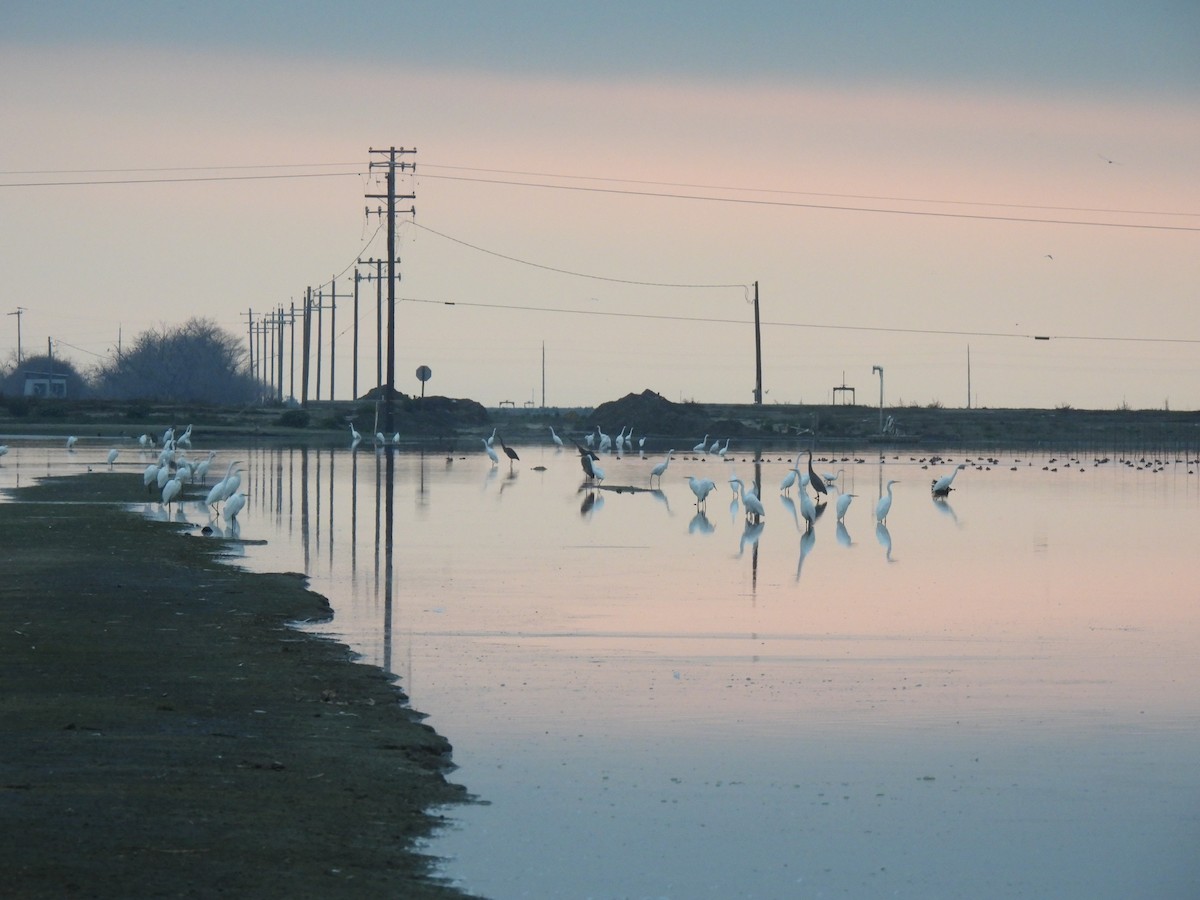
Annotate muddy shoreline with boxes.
[0,474,477,898]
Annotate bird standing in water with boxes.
[931,464,967,497]
[876,480,899,523]
[497,435,519,471]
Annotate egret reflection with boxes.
[688,510,714,534]
[932,495,960,525]
[836,520,852,547]
[876,522,895,561]
[796,525,816,579]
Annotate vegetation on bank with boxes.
[2,387,1198,453]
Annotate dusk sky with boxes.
[3,2,1198,410]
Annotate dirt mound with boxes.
[591,389,709,439]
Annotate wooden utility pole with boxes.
[352,269,361,400]
[366,146,416,436]
[301,288,312,407]
[753,281,763,405]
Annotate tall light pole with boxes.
[872,365,884,434]
[8,307,26,365]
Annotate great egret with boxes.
[823,468,845,485]
[482,439,499,466]
[106,448,119,469]
[731,478,765,522]
[718,438,731,458]
[709,438,721,454]
[206,460,242,509]
[836,491,857,522]
[549,426,564,448]
[806,450,826,498]
[591,463,606,484]
[223,490,247,523]
[932,463,968,497]
[157,464,171,490]
[0,445,9,459]
[780,467,801,495]
[161,476,182,509]
[486,427,497,446]
[143,464,160,494]
[177,424,193,449]
[685,475,717,510]
[693,434,709,454]
[876,480,899,523]
[349,423,362,445]
[194,451,217,483]
[66,435,78,450]
[392,432,400,444]
[798,488,817,531]
[650,450,674,487]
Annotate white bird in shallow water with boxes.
[161,476,182,509]
[685,475,717,510]
[836,490,856,522]
[66,435,78,450]
[483,439,499,466]
[106,448,119,469]
[731,478,765,522]
[223,490,247,523]
[780,467,801,495]
[693,434,709,454]
[876,480,899,523]
[649,450,673,487]
[206,460,242,509]
[931,463,967,497]
[549,426,564,448]
[799,488,817,531]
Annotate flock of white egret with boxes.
[52,426,249,529]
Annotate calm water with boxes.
[3,437,1199,899]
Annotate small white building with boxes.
[22,371,68,398]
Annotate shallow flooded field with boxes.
[3,437,1198,898]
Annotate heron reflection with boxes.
[796,525,816,580]
[688,510,714,534]
[737,519,764,558]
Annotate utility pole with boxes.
[352,268,362,400]
[243,308,255,380]
[277,307,286,403]
[366,146,416,436]
[289,300,297,402]
[301,288,312,407]
[7,307,26,366]
[752,281,763,405]
[324,276,351,401]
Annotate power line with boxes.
[418,172,1200,232]
[403,295,1200,345]
[410,222,748,289]
[0,171,364,188]
[421,162,1200,221]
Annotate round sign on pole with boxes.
[415,365,431,399]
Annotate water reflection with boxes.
[4,441,1199,900]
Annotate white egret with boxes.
[549,426,564,448]
[0,445,9,459]
[161,476,182,509]
[876,480,899,524]
[685,475,717,510]
[194,451,217,483]
[486,427,497,446]
[66,435,78,450]
[349,423,362,445]
[482,439,499,466]
[731,478,765,522]
[223,490,247,523]
[780,467,801,495]
[709,438,721,454]
[392,432,400,444]
[649,450,673,487]
[142,464,160,493]
[718,438,731,458]
[597,427,611,453]
[798,488,817,531]
[177,424,193,448]
[205,460,242,509]
[932,464,968,497]
[823,468,845,485]
[157,464,171,490]
[591,463,606,484]
[575,444,600,480]
[106,448,119,469]
[137,434,150,448]
[836,491,856,522]
[375,431,386,446]
[693,434,709,454]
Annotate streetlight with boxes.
[872,365,884,434]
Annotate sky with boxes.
[2,1,1198,411]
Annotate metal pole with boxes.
[753,281,763,405]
